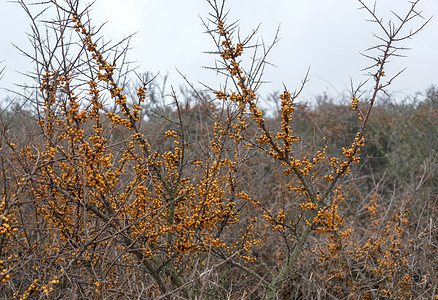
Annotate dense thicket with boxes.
[1,86,436,299]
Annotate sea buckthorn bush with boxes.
[0,0,436,299]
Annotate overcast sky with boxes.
[1,0,437,103]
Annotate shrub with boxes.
[0,0,435,299]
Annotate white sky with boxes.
[1,0,437,103]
